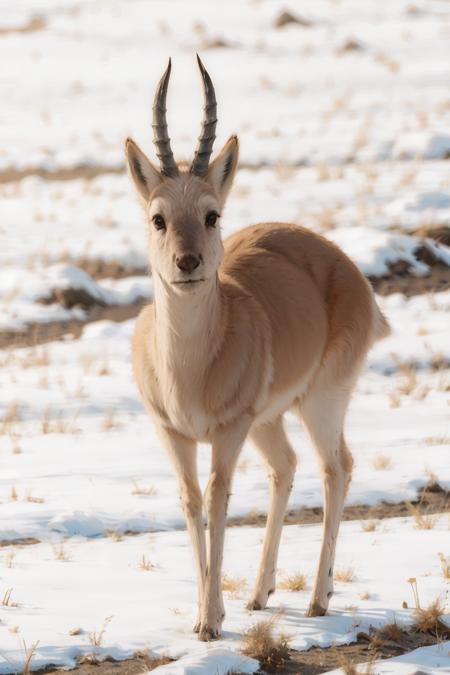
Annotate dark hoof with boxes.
[246,598,263,611]
[306,602,327,617]
[198,625,220,641]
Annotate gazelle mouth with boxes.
[172,279,205,285]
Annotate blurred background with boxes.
[0,0,449,339]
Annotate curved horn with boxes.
[152,59,178,177]
[190,55,217,177]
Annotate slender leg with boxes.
[156,424,206,632]
[199,416,251,641]
[299,387,353,616]
[247,416,297,610]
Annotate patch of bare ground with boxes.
[1,256,449,350]
[0,165,123,184]
[0,298,148,350]
[0,537,40,548]
[228,482,449,528]
[1,483,446,549]
[413,224,450,247]
[370,246,450,296]
[0,16,46,36]
[34,652,173,674]
[74,258,147,280]
[34,626,447,674]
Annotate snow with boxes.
[325,642,450,674]
[1,0,449,673]
[150,649,259,675]
[0,517,449,673]
[0,287,449,545]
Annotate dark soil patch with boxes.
[75,258,147,280]
[413,224,450,247]
[34,653,172,674]
[2,484,447,549]
[0,16,46,36]
[0,298,148,350]
[370,258,450,296]
[283,627,443,674]
[228,482,449,528]
[0,165,123,184]
[0,537,40,548]
[35,627,443,674]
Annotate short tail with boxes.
[373,302,391,341]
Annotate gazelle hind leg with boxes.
[298,385,354,616]
[247,416,297,611]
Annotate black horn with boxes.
[152,59,178,177]
[190,55,217,177]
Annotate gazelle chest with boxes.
[155,359,213,441]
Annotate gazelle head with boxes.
[125,56,239,291]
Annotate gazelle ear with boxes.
[206,135,239,204]
[125,137,162,202]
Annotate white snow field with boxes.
[1,0,449,673]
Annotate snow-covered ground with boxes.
[1,516,449,673]
[1,0,449,673]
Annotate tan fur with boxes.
[126,132,390,640]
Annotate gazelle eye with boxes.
[205,211,219,228]
[152,214,166,230]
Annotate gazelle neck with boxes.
[152,273,224,369]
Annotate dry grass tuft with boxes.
[102,407,121,431]
[222,573,248,598]
[1,402,22,434]
[414,598,449,637]
[388,391,401,408]
[372,453,393,470]
[278,572,307,592]
[2,588,19,607]
[51,540,71,561]
[361,520,379,532]
[41,406,79,435]
[106,529,123,542]
[88,615,113,647]
[359,591,371,600]
[26,492,45,504]
[335,567,356,583]
[20,639,40,675]
[4,552,16,568]
[317,163,332,181]
[425,435,449,446]
[133,649,174,670]
[132,480,158,497]
[68,627,82,636]
[376,622,404,642]
[407,503,439,530]
[438,552,450,580]
[338,651,376,675]
[138,554,155,571]
[241,616,291,672]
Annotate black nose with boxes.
[176,254,201,274]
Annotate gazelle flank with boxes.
[125,55,391,642]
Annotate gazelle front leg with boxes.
[199,417,251,641]
[247,417,297,610]
[156,424,206,632]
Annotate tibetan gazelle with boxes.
[126,57,390,641]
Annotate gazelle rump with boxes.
[126,57,390,641]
